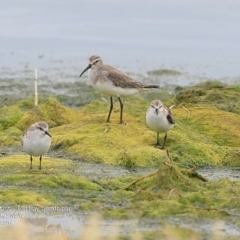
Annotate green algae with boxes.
[175,83,240,114]
[0,155,103,206]
[105,173,240,222]
[49,99,239,168]
[0,83,240,236]
[0,154,240,237]
[2,151,236,222]
[1,86,240,168]
[0,189,54,206]
[16,98,80,130]
[0,98,48,131]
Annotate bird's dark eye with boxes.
[151,105,155,108]
[38,127,44,131]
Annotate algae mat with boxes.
[1,95,239,167]
[0,153,240,240]
[1,86,240,239]
[1,95,240,167]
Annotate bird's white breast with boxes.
[146,109,174,133]
[22,130,51,157]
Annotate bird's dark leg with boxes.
[161,133,168,149]
[118,97,123,124]
[30,156,33,169]
[106,96,113,122]
[39,156,42,170]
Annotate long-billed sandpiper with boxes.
[79,55,160,123]
[146,100,175,149]
[22,121,52,170]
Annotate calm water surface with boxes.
[1,0,240,85]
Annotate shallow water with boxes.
[2,208,240,239]
[198,167,240,182]
[1,1,240,78]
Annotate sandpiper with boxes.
[146,100,175,149]
[22,121,52,170]
[79,55,160,123]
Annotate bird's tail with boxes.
[143,84,160,89]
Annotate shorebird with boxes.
[79,55,160,123]
[22,121,52,170]
[146,100,175,149]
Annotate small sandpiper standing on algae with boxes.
[146,100,175,149]
[22,121,52,170]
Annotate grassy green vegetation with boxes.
[0,81,240,239]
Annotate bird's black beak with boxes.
[45,131,52,138]
[79,63,92,77]
[155,109,159,115]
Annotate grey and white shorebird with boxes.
[146,100,175,149]
[79,55,160,123]
[22,121,52,170]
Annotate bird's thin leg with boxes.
[39,156,42,170]
[106,96,113,122]
[118,97,123,124]
[161,133,168,149]
[30,156,33,169]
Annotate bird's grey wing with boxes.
[101,65,145,89]
[166,109,175,124]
